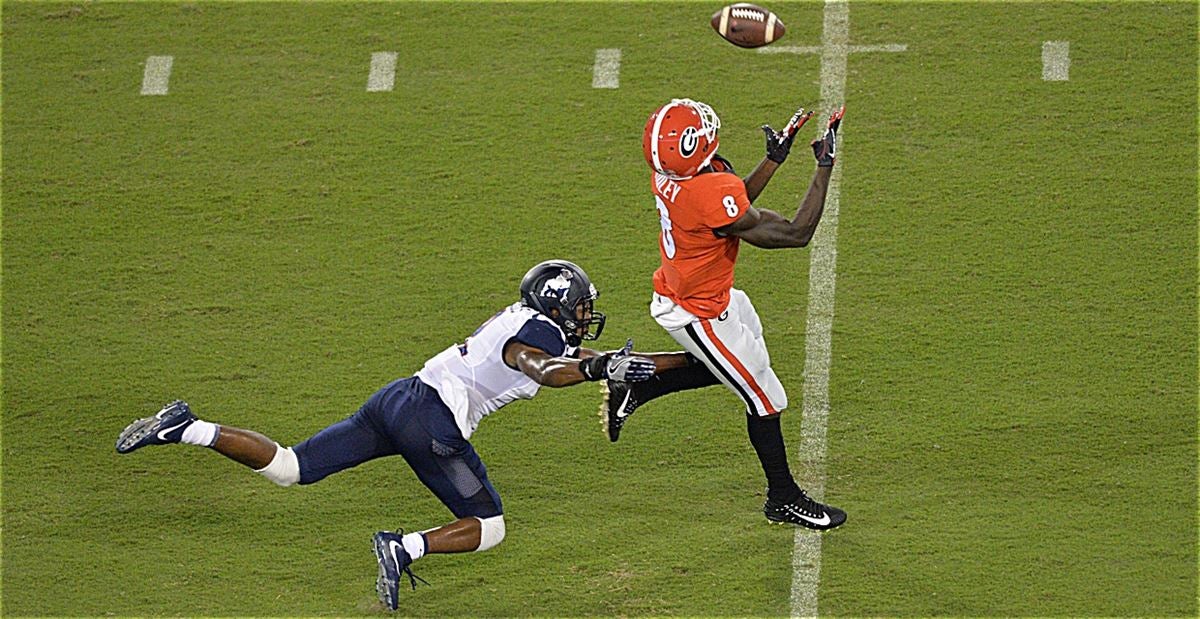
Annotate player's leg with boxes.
[377,405,505,558]
[601,353,720,441]
[116,382,402,487]
[601,294,723,441]
[116,400,289,473]
[210,426,278,470]
[650,316,800,501]
[678,289,845,530]
[115,400,219,453]
[370,378,506,610]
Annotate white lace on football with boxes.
[730,7,766,21]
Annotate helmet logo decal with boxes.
[539,269,574,303]
[679,126,699,157]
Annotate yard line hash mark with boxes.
[790,2,904,617]
[592,48,621,89]
[140,56,173,95]
[367,52,398,92]
[1042,41,1070,81]
[759,43,907,55]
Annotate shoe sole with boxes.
[765,513,847,531]
[372,535,398,611]
[598,381,633,443]
[115,402,191,454]
[115,416,164,453]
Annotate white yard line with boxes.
[367,52,398,92]
[140,56,173,95]
[791,1,848,617]
[592,48,621,89]
[1042,41,1070,81]
[759,43,907,55]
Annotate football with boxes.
[710,3,785,49]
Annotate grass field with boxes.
[2,1,1196,616]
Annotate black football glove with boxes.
[811,106,845,167]
[578,339,656,382]
[762,106,814,164]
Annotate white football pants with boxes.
[651,288,788,416]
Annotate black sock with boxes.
[631,354,720,403]
[746,414,802,503]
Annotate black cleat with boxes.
[600,380,641,442]
[115,400,196,454]
[764,490,846,531]
[372,530,428,611]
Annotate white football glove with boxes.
[579,339,656,382]
[605,339,656,382]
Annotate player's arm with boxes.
[503,340,657,388]
[505,342,591,387]
[742,159,780,204]
[743,106,815,203]
[717,107,844,249]
[718,167,831,248]
[580,347,694,373]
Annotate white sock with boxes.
[180,420,219,447]
[401,532,427,561]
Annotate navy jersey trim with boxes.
[515,318,567,358]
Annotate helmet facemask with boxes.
[678,98,721,143]
[559,297,606,347]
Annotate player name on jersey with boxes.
[654,173,684,203]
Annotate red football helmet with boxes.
[642,99,721,180]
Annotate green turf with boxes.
[2,1,1196,616]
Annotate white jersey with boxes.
[416,302,574,439]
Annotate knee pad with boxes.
[255,444,300,487]
[475,515,505,552]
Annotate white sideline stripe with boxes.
[592,48,621,89]
[791,1,848,617]
[367,52,398,92]
[140,55,173,95]
[1042,40,1070,81]
[759,43,906,55]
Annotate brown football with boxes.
[710,3,785,49]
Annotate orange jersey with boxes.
[650,170,751,318]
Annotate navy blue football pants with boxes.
[291,376,503,519]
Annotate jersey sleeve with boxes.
[697,173,751,229]
[514,318,567,357]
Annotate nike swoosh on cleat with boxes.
[388,540,405,570]
[156,421,188,441]
[789,508,831,527]
[614,390,633,418]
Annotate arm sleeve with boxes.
[515,319,567,358]
[699,173,751,229]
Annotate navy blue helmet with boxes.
[519,260,606,347]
